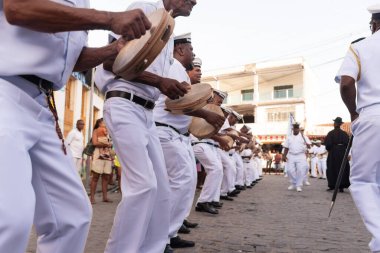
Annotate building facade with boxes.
[202,58,320,144]
[55,71,105,143]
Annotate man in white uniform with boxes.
[154,33,224,249]
[282,123,311,192]
[336,5,380,252]
[0,1,151,253]
[187,57,202,84]
[216,104,240,200]
[193,89,231,208]
[308,141,318,178]
[66,119,85,175]
[229,111,245,190]
[241,146,254,188]
[315,140,327,179]
[95,1,198,252]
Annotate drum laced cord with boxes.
[46,91,67,155]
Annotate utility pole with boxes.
[85,68,95,191]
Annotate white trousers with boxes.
[0,77,92,253]
[233,152,244,186]
[218,149,236,195]
[157,127,197,239]
[243,161,254,185]
[310,157,318,177]
[103,97,170,253]
[255,157,263,176]
[287,154,308,187]
[252,158,260,181]
[73,157,82,175]
[350,105,380,252]
[193,143,223,203]
[317,158,327,178]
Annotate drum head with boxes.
[227,129,240,138]
[189,104,224,139]
[165,83,213,114]
[113,8,175,80]
[220,135,234,149]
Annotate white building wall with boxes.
[73,79,83,125]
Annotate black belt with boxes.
[155,122,190,137]
[19,75,67,155]
[19,75,53,95]
[192,141,219,148]
[106,90,155,110]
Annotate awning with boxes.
[257,135,286,144]
[258,134,327,144]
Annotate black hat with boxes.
[333,117,343,124]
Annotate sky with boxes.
[89,0,379,124]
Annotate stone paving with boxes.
[27,175,371,253]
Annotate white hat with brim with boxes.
[213,89,228,99]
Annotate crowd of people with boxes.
[2,0,380,252]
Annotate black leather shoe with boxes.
[227,192,238,197]
[209,201,223,209]
[246,185,253,189]
[250,182,256,187]
[170,236,195,248]
[183,219,198,228]
[231,189,241,195]
[195,202,219,214]
[178,224,190,234]
[220,195,234,201]
[235,185,245,190]
[164,244,174,253]
[339,188,344,192]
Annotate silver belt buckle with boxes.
[38,79,52,95]
[143,100,150,108]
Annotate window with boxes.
[273,85,293,99]
[241,89,254,101]
[267,107,295,122]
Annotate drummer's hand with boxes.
[159,78,189,99]
[115,37,128,52]
[103,38,128,72]
[109,9,152,40]
[204,111,225,130]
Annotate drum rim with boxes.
[113,9,175,79]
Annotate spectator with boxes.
[274,151,282,175]
[66,119,85,176]
[89,118,112,204]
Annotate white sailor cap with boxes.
[316,140,322,144]
[174,32,191,44]
[220,105,232,114]
[292,122,300,127]
[368,4,380,19]
[232,111,243,120]
[241,124,251,131]
[193,57,202,67]
[213,89,228,99]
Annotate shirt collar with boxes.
[156,0,165,9]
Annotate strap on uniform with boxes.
[349,45,361,81]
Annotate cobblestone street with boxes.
[27,175,370,253]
